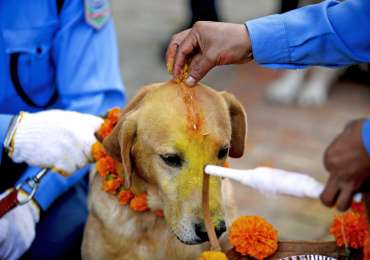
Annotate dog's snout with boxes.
[194,220,226,243]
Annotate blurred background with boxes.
[111,0,370,240]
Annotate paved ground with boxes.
[111,1,370,240]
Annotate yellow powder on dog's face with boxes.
[173,83,223,224]
[171,131,224,225]
[147,82,225,230]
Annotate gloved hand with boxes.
[166,21,252,86]
[8,110,103,175]
[0,191,40,260]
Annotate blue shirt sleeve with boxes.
[246,0,370,69]
[0,114,13,162]
[362,119,370,156]
[17,0,125,210]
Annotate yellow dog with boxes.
[82,81,246,259]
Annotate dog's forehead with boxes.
[137,83,232,147]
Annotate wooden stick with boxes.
[202,172,221,251]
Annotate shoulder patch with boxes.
[84,0,111,30]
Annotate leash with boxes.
[0,168,49,218]
[202,169,222,251]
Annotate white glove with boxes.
[0,191,40,260]
[9,110,103,175]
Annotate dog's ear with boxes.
[220,91,247,158]
[103,85,157,188]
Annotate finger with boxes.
[185,53,215,86]
[166,41,179,74]
[320,177,340,207]
[336,187,355,212]
[166,30,191,74]
[173,31,198,79]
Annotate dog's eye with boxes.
[217,147,229,159]
[160,154,183,168]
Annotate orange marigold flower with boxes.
[102,175,123,193]
[118,190,134,205]
[229,216,278,260]
[198,251,228,260]
[153,209,164,218]
[130,193,149,212]
[92,142,107,161]
[97,119,114,139]
[96,156,117,177]
[330,211,368,249]
[107,107,121,125]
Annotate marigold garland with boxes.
[103,175,124,193]
[198,251,228,260]
[130,193,149,212]
[118,189,134,205]
[229,216,278,260]
[107,107,121,124]
[92,108,162,216]
[96,156,117,177]
[92,142,107,160]
[97,119,114,139]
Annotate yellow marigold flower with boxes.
[199,251,228,260]
[229,216,278,260]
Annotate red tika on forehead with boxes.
[180,83,203,133]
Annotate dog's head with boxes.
[103,81,246,245]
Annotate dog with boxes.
[81,81,246,260]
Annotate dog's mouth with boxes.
[175,234,204,245]
[169,225,205,245]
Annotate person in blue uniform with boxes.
[0,0,125,259]
[166,0,370,212]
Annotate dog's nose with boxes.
[216,220,226,237]
[194,220,226,242]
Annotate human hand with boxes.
[0,191,40,260]
[8,110,103,175]
[320,119,370,211]
[166,21,252,86]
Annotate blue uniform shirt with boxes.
[246,0,370,154]
[0,0,125,209]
